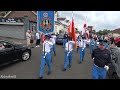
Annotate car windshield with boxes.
[58,35,64,38]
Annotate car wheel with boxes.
[22,51,30,61]
[112,73,118,79]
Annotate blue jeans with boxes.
[63,39,67,48]
[39,52,52,77]
[79,47,86,62]
[76,47,79,53]
[90,45,94,54]
[92,64,107,79]
[50,48,53,62]
[64,50,73,69]
[53,44,56,55]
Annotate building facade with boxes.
[0,11,37,39]
[108,28,120,37]
[0,11,69,39]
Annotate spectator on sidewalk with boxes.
[36,31,41,47]
[26,30,32,47]
[30,31,34,48]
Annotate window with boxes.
[0,41,13,49]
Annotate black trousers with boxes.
[36,39,40,45]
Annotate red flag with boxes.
[68,16,77,48]
[68,23,72,37]
[83,24,87,28]
[83,16,87,29]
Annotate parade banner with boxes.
[37,11,54,34]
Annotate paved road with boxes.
[0,45,93,79]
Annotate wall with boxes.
[0,24,25,39]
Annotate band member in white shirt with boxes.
[39,35,53,79]
[79,37,87,64]
[50,33,57,56]
[63,37,75,71]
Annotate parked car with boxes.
[56,34,64,44]
[0,40,31,65]
[107,47,120,79]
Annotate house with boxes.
[108,28,120,37]
[55,17,69,34]
[0,11,37,39]
[0,11,61,39]
[0,11,70,39]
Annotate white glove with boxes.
[67,51,70,56]
[82,48,84,51]
[93,57,94,60]
[43,53,47,58]
[104,65,109,71]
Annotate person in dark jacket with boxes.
[92,40,112,79]
[63,32,68,48]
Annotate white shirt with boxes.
[86,39,90,45]
[76,33,79,39]
[50,38,55,44]
[50,35,56,44]
[43,41,53,53]
[79,39,87,48]
[65,41,75,51]
[36,33,40,39]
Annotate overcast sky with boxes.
[58,11,120,32]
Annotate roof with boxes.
[87,26,93,28]
[57,17,66,21]
[3,11,37,18]
[55,21,69,28]
[112,28,120,34]
[3,11,37,22]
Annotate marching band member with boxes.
[39,35,53,79]
[76,34,82,53]
[63,37,75,71]
[79,36,87,64]
[63,32,68,48]
[50,33,57,56]
[90,38,95,54]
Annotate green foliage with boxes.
[95,29,112,35]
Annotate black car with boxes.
[56,34,64,44]
[0,40,31,65]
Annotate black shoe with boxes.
[47,71,51,75]
[62,68,66,71]
[54,54,56,56]
[38,77,43,79]
[79,61,82,64]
